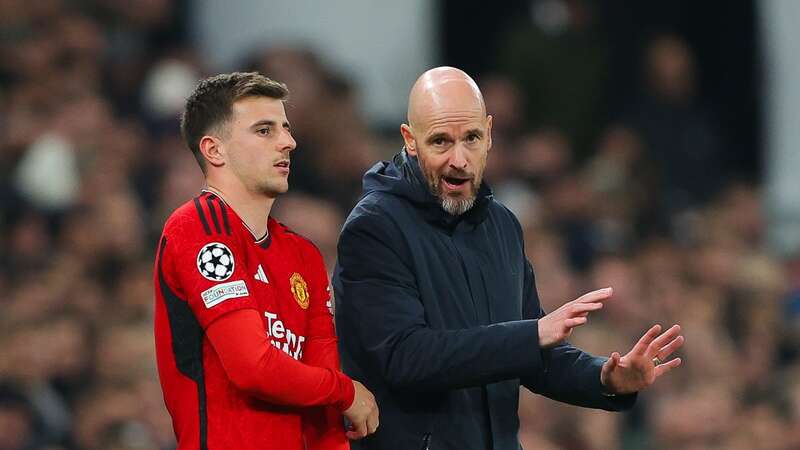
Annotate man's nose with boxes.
[448,145,468,170]
[283,131,297,152]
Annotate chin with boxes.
[440,195,476,216]
[257,183,288,197]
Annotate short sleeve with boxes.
[162,222,259,329]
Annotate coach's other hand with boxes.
[600,324,684,394]
[344,380,379,440]
[537,287,613,348]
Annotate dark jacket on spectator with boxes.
[334,150,635,450]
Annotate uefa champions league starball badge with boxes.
[197,242,235,281]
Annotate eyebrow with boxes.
[465,128,484,138]
[250,120,291,129]
[426,132,452,144]
[425,128,483,143]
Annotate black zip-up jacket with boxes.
[333,151,635,450]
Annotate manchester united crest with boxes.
[289,272,309,309]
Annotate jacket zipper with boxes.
[419,433,432,450]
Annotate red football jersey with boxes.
[154,190,352,450]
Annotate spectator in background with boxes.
[0,383,39,450]
[476,74,525,183]
[621,34,723,217]
[496,0,610,154]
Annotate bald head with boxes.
[400,67,493,216]
[407,66,486,131]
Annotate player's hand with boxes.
[343,380,379,440]
[537,287,613,348]
[600,324,684,395]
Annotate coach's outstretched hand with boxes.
[538,288,613,348]
[600,324,684,395]
[343,380,379,440]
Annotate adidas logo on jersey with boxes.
[254,264,269,283]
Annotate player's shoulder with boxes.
[272,219,324,261]
[162,193,235,244]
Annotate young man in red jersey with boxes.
[153,72,378,450]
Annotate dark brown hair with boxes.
[180,72,289,172]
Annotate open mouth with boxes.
[274,160,290,168]
[442,176,470,187]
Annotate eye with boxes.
[466,133,480,143]
[432,136,453,147]
[257,127,271,136]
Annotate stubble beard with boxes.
[231,156,288,199]
[441,195,475,216]
[418,155,481,216]
[253,174,289,198]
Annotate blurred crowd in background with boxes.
[1,1,799,450]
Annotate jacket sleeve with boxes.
[335,212,544,392]
[519,259,636,411]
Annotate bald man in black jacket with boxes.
[333,67,684,450]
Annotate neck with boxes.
[205,180,275,240]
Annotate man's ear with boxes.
[486,115,493,153]
[199,135,225,168]
[400,124,418,156]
